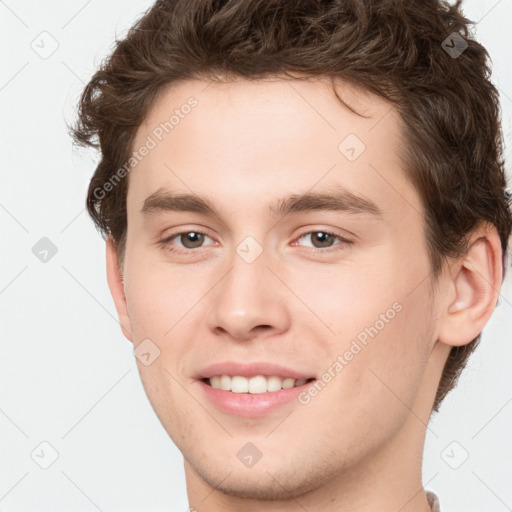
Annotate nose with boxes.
[206,246,291,342]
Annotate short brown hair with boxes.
[70,0,512,412]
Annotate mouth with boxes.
[197,375,318,417]
[195,361,318,416]
[201,375,317,394]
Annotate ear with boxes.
[106,237,133,343]
[438,223,503,347]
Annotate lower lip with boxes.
[197,379,316,417]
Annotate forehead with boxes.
[128,76,419,222]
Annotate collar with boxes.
[426,490,441,512]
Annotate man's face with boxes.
[115,76,445,499]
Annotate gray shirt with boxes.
[426,490,441,512]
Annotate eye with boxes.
[159,228,353,256]
[294,230,352,252]
[161,230,215,253]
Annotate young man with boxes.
[71,0,512,510]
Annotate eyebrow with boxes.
[141,185,383,219]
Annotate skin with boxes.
[105,75,502,511]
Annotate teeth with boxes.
[207,375,310,393]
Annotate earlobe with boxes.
[438,224,503,347]
[106,237,133,343]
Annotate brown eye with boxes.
[161,230,214,253]
[178,232,206,249]
[298,231,343,249]
[310,232,338,248]
[293,229,354,254]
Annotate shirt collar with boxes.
[426,490,441,512]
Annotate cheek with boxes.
[283,255,402,340]
[348,292,432,413]
[122,256,204,342]
[301,258,434,411]
[299,306,432,460]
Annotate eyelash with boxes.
[160,229,353,255]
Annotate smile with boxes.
[205,375,316,393]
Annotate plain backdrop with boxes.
[0,1,511,511]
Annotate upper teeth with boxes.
[208,375,308,394]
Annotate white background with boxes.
[0,1,511,511]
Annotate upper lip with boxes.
[196,361,316,380]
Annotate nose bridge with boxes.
[206,235,290,340]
